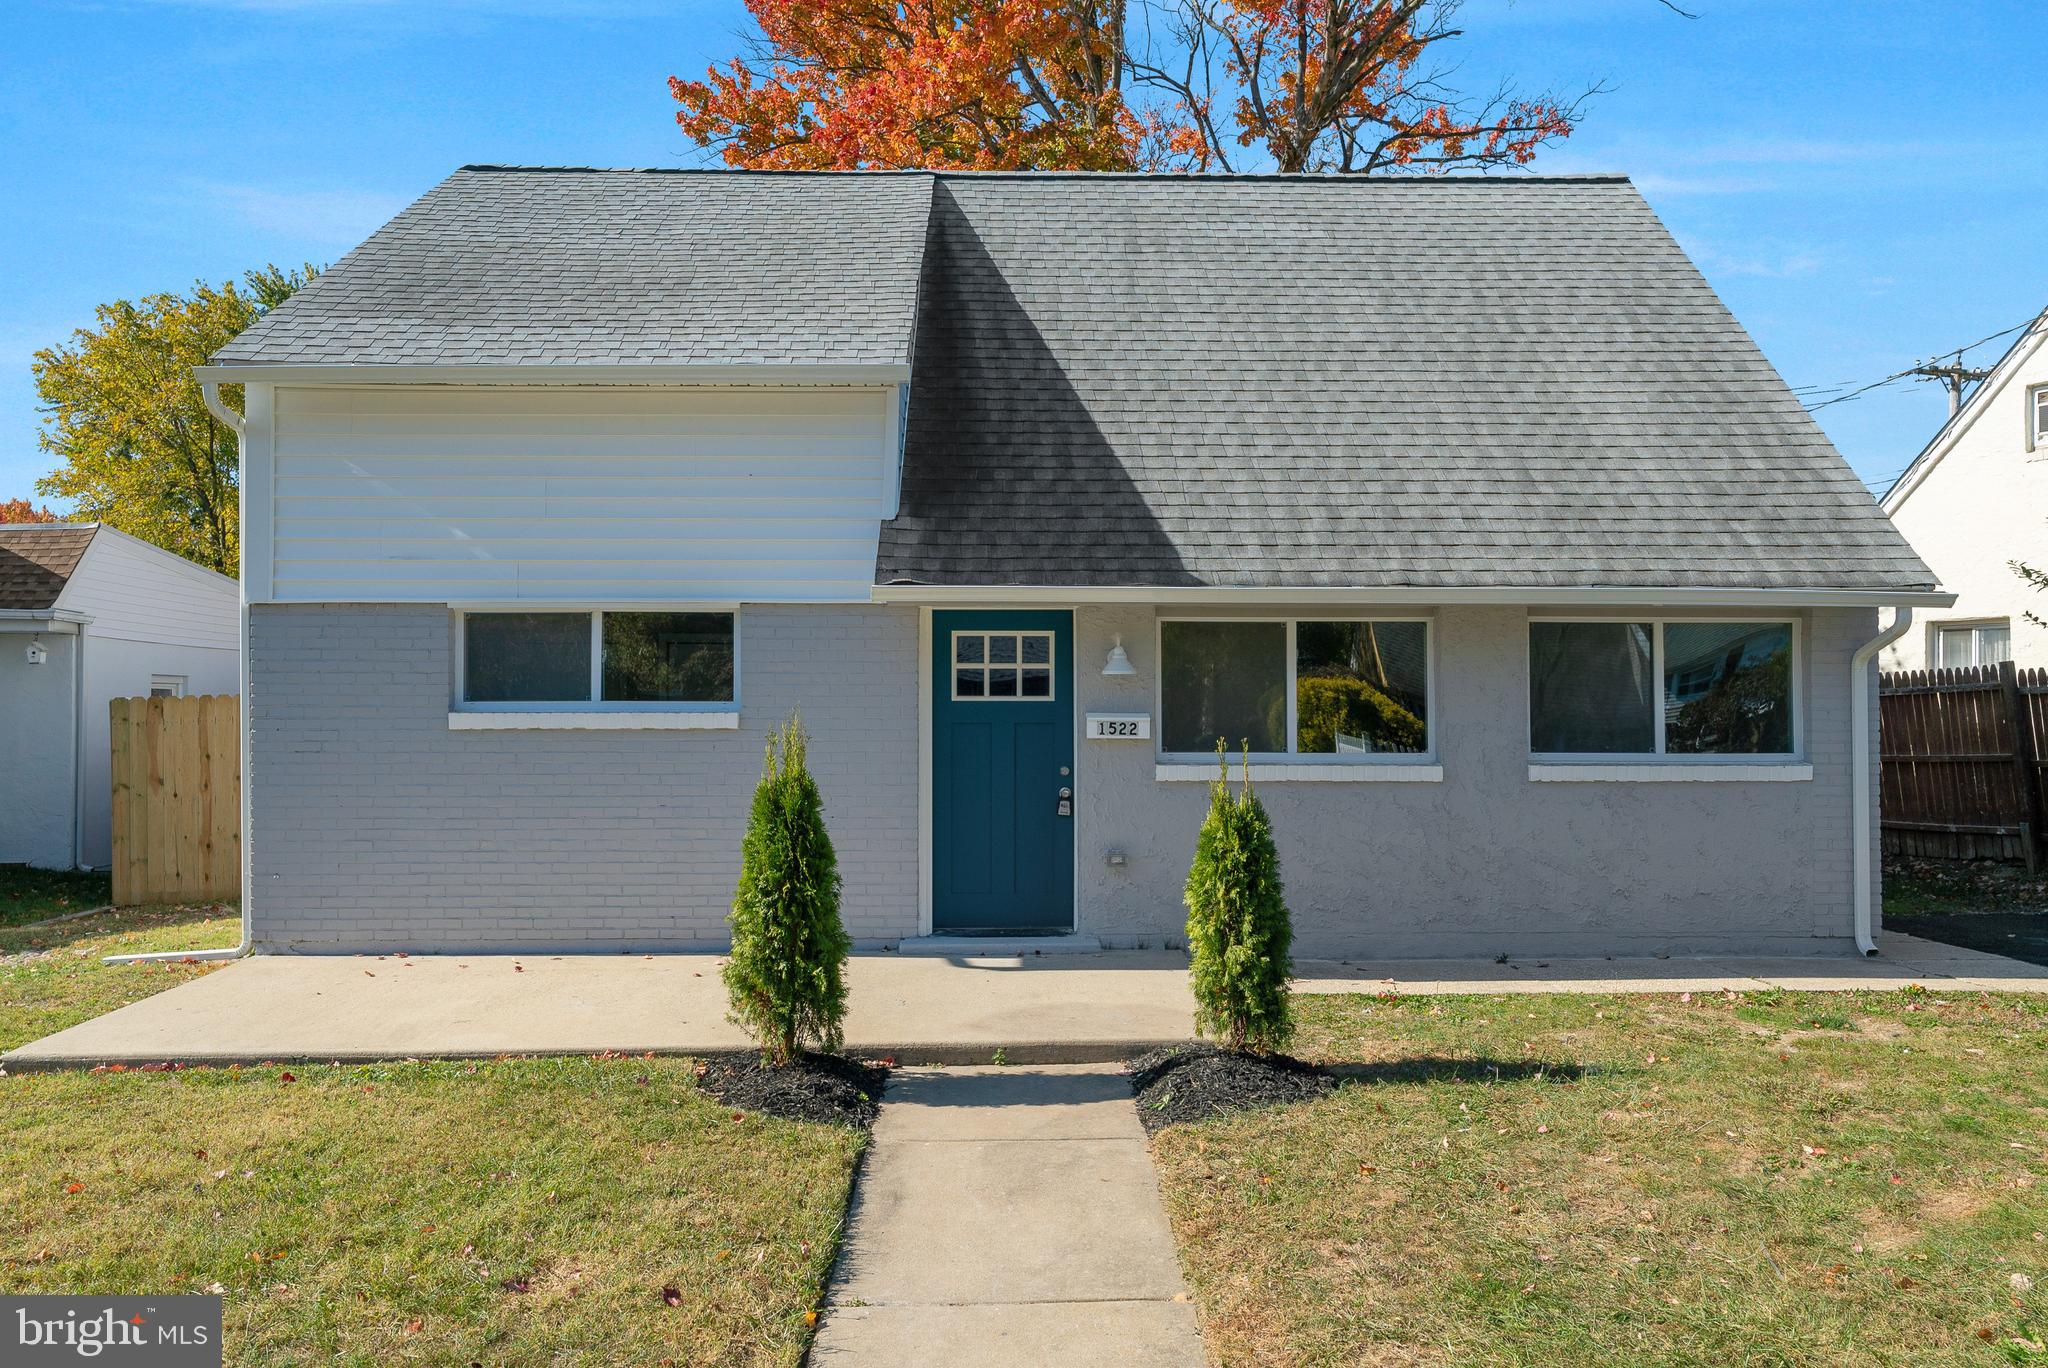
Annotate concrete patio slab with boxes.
[6,933,2045,1071]
[811,1064,1204,1367]
[0,950,1194,1070]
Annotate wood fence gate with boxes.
[1879,662,2048,871]
[109,694,241,905]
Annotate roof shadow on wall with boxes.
[878,182,1196,589]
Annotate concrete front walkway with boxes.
[810,1065,1204,1367]
[5,934,2046,1070]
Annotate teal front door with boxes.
[932,610,1075,932]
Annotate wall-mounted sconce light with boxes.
[1102,634,1137,677]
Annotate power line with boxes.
[1801,314,2038,414]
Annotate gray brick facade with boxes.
[249,602,920,951]
[1068,605,1877,958]
[251,601,1878,957]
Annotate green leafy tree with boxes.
[32,263,319,573]
[1184,743,1294,1053]
[725,713,850,1065]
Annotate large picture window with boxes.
[460,610,736,709]
[1160,619,1429,758]
[1529,620,1795,758]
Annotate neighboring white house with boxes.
[0,523,239,870]
[1881,308,2048,672]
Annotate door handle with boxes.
[1056,786,1073,818]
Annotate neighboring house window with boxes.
[149,675,186,698]
[1934,621,2012,669]
[2032,385,2048,452]
[1158,619,1430,758]
[1529,620,1796,757]
[458,611,736,708]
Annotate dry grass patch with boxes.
[1152,988,2048,1366]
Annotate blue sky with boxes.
[2,0,2042,508]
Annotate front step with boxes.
[894,934,1105,957]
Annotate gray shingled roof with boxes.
[214,167,934,367]
[0,524,95,610]
[211,166,1934,593]
[880,175,1934,591]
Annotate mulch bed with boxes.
[1127,1042,1334,1132]
[693,1052,889,1128]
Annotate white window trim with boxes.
[948,629,1057,702]
[1156,762,1443,783]
[449,711,739,731]
[1527,615,1804,769]
[450,607,741,721]
[1153,615,1438,772]
[1528,763,1812,783]
[149,675,187,698]
[2029,383,2048,453]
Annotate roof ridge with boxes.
[457,163,1633,184]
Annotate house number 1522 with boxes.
[1085,713,1151,740]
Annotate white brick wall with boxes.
[249,602,920,951]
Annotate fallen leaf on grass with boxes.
[661,1285,682,1307]
[63,1183,82,1195]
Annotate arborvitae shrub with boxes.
[724,713,849,1066]
[1183,743,1294,1053]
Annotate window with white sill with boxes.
[458,611,736,710]
[1157,619,1430,759]
[1528,620,1796,759]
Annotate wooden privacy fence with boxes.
[1879,662,2048,871]
[109,694,240,905]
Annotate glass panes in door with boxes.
[954,632,1055,700]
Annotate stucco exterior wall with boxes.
[0,631,79,868]
[249,602,919,952]
[1881,336,2048,671]
[1071,604,1874,957]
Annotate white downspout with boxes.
[71,623,86,869]
[1850,606,1914,956]
[106,381,252,964]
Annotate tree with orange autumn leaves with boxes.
[672,0,1621,174]
[1,498,60,524]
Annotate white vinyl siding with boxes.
[264,385,899,603]
[52,527,239,649]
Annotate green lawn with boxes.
[1,902,236,1053]
[0,865,114,929]
[1153,989,2048,1366]
[2,908,865,1366]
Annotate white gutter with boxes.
[873,583,1959,609]
[107,381,252,965]
[1850,606,1915,956]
